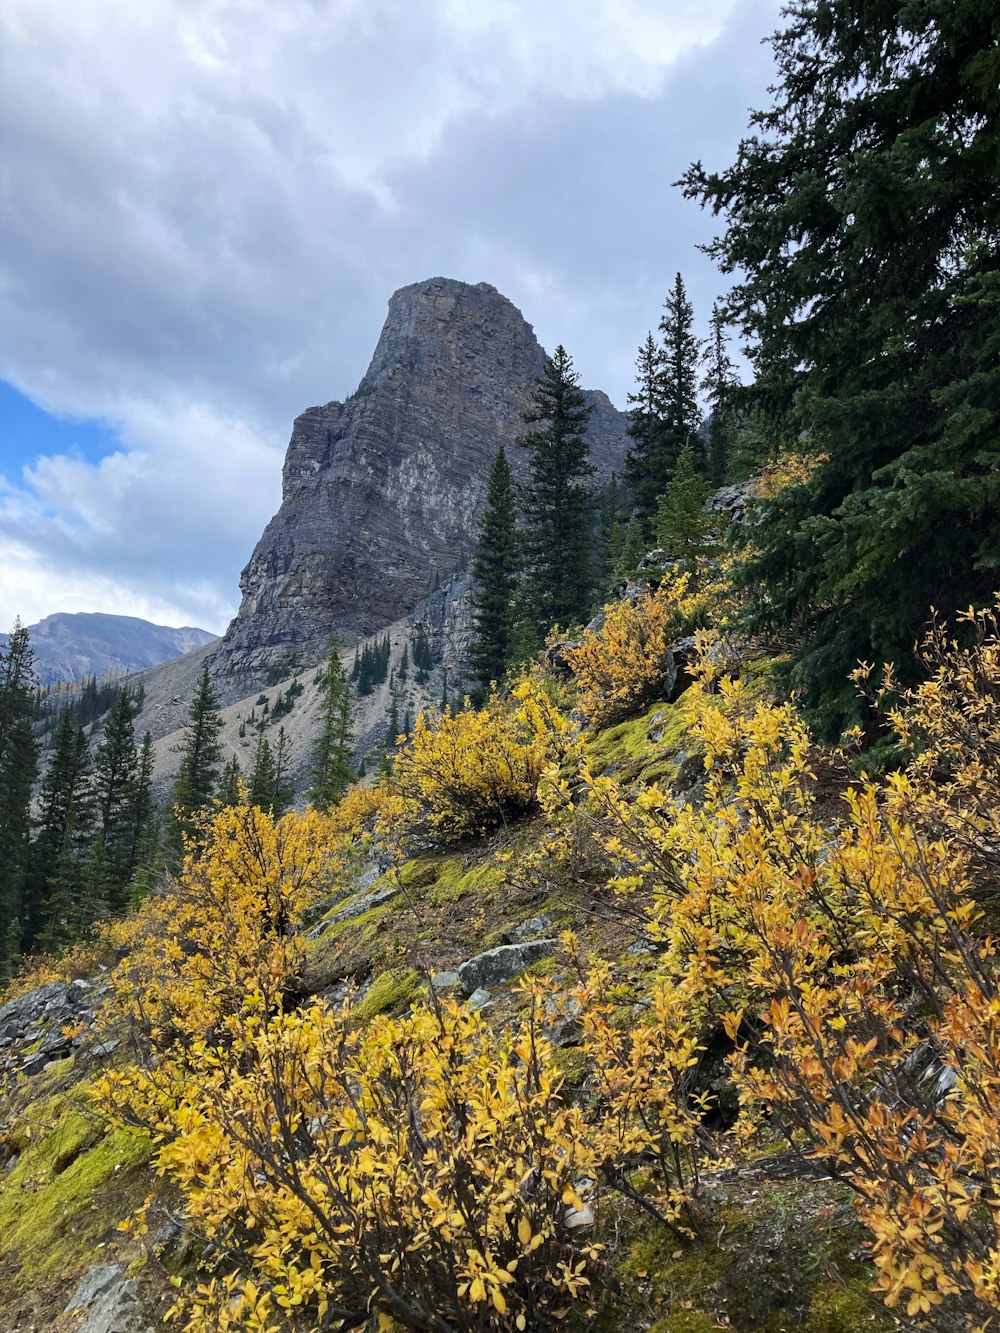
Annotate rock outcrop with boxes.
[211,278,628,684]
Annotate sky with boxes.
[0,0,782,636]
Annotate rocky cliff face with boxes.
[211,278,628,683]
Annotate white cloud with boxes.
[0,0,775,633]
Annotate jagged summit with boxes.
[211,277,628,684]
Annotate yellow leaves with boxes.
[386,667,575,847]
[517,1216,532,1247]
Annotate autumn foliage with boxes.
[388,668,573,847]
[77,602,1000,1331]
[565,573,716,728]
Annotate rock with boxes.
[506,913,556,943]
[430,971,460,991]
[545,640,579,674]
[65,1265,154,1333]
[66,1265,127,1312]
[306,884,400,939]
[456,940,557,997]
[210,277,628,684]
[466,988,493,1011]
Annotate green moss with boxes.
[585,698,692,789]
[0,1089,152,1287]
[552,1046,588,1090]
[353,967,422,1023]
[650,1315,718,1333]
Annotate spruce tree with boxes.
[596,473,627,595]
[519,345,595,634]
[249,732,278,812]
[308,638,354,812]
[92,690,139,912]
[624,333,668,526]
[468,446,520,691]
[680,0,1000,732]
[615,517,648,581]
[656,445,711,570]
[0,620,37,968]
[272,726,293,817]
[659,273,702,476]
[169,665,224,859]
[28,709,93,951]
[702,302,737,488]
[217,754,244,808]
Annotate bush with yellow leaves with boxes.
[103,982,604,1332]
[565,574,717,729]
[561,628,1000,1327]
[389,668,574,847]
[96,802,333,1060]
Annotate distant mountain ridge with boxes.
[8,613,217,686]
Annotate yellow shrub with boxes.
[565,574,717,729]
[565,636,1000,1326]
[104,986,603,1333]
[389,668,573,847]
[98,803,332,1057]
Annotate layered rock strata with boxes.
[211,277,628,681]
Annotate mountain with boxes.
[12,612,217,686]
[210,277,629,684]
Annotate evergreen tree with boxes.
[308,638,354,812]
[125,732,159,903]
[249,732,278,812]
[702,302,738,488]
[217,754,244,808]
[91,690,139,912]
[656,445,711,570]
[596,472,627,594]
[659,273,702,476]
[28,709,93,951]
[680,0,1000,732]
[615,517,648,581]
[169,665,224,859]
[398,645,409,682]
[272,727,293,817]
[0,620,37,968]
[624,333,668,526]
[519,345,595,633]
[468,446,520,691]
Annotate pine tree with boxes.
[0,620,37,969]
[624,333,668,526]
[680,0,1000,732]
[656,445,711,570]
[659,273,702,476]
[468,446,520,691]
[27,709,93,951]
[249,732,278,812]
[519,345,595,633]
[308,638,354,812]
[398,645,409,682]
[92,690,139,912]
[272,727,293,817]
[169,665,224,859]
[217,754,244,808]
[702,302,737,488]
[615,517,648,581]
[596,472,627,595]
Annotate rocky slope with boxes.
[10,613,216,686]
[210,277,628,686]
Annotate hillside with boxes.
[10,614,217,687]
[3,545,999,1332]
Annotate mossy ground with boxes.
[0,1079,156,1329]
[589,1174,903,1333]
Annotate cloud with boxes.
[0,0,779,633]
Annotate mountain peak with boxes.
[210,279,628,683]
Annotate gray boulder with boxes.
[457,940,557,997]
[64,1264,154,1333]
